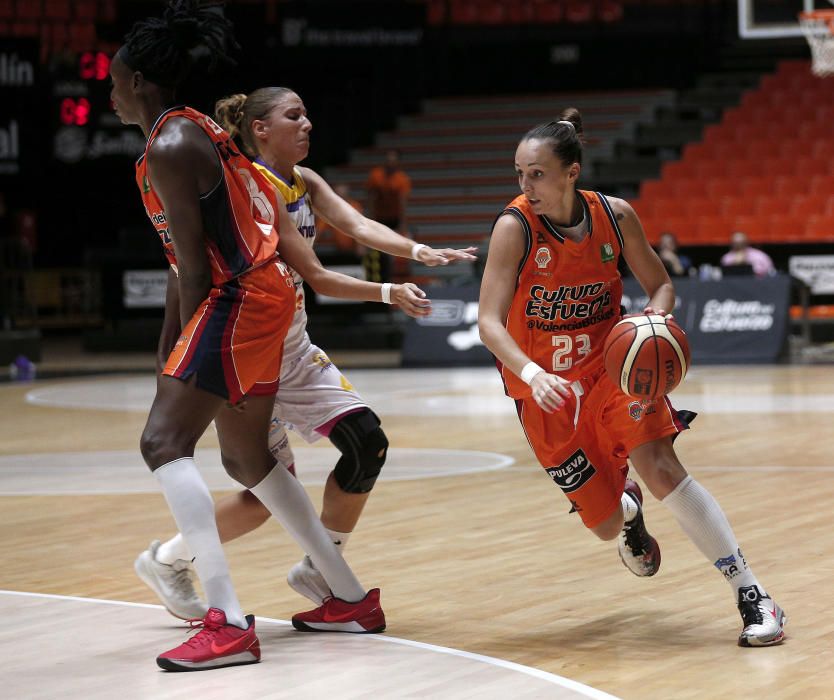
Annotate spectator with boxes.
[720,231,775,278]
[365,149,412,282]
[656,232,692,278]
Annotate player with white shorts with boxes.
[135,86,477,621]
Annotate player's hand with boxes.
[392,282,432,317]
[416,246,479,267]
[643,306,674,319]
[529,370,571,413]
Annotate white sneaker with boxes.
[737,585,786,647]
[287,555,332,605]
[134,540,208,620]
[618,479,662,577]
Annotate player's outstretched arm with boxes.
[611,197,675,316]
[276,201,431,318]
[302,167,478,266]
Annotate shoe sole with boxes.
[291,618,386,634]
[134,553,207,621]
[738,615,787,647]
[156,651,260,671]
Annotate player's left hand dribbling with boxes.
[392,283,432,317]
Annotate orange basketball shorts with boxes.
[517,366,688,529]
[164,260,295,403]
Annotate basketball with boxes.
[603,315,691,399]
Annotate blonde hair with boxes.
[215,87,295,158]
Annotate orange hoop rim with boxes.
[799,9,834,21]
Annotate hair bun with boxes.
[167,14,201,48]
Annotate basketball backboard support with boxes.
[738,0,830,38]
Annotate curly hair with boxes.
[118,0,238,88]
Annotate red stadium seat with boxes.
[804,215,834,242]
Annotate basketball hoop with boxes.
[799,9,834,77]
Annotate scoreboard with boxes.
[51,49,145,165]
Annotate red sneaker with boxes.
[291,588,386,633]
[156,608,261,671]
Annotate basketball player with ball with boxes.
[478,109,785,647]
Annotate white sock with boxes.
[156,533,191,565]
[621,492,640,523]
[325,528,351,552]
[662,475,762,599]
[249,464,366,602]
[154,458,246,628]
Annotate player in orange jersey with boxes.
[478,108,785,647]
[112,0,428,671]
[135,85,477,618]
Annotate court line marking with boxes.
[0,589,621,700]
[515,465,834,474]
[0,448,515,496]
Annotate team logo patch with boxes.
[340,376,355,392]
[142,175,151,193]
[545,448,597,494]
[628,400,644,421]
[535,246,552,269]
[600,242,614,263]
[536,231,547,244]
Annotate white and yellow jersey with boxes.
[254,160,317,363]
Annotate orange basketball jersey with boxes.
[499,191,625,399]
[135,106,281,285]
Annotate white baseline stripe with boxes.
[0,590,621,700]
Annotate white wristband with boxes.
[520,362,544,385]
[380,282,393,305]
[411,242,427,260]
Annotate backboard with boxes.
[737,0,832,38]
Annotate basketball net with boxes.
[799,3,834,77]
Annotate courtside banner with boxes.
[402,285,492,366]
[622,275,791,364]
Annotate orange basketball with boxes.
[603,314,691,399]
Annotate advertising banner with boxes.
[403,276,791,367]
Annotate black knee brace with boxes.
[328,408,388,494]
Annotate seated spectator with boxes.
[720,231,775,278]
[656,232,692,277]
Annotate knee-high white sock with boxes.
[154,458,246,628]
[249,464,365,602]
[156,533,191,565]
[325,528,351,552]
[662,475,762,599]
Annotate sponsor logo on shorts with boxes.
[312,352,333,372]
[545,448,597,494]
[714,554,741,580]
[629,399,657,421]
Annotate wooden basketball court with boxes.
[1,360,831,698]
